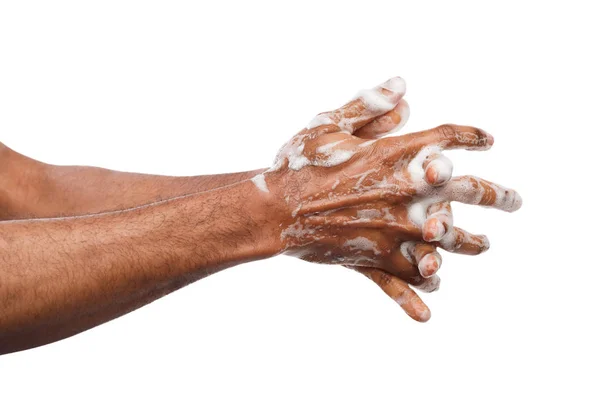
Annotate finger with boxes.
[420,124,495,151]
[354,99,410,139]
[422,202,453,242]
[444,175,523,212]
[386,243,422,283]
[387,243,441,293]
[306,77,406,134]
[399,241,440,278]
[303,214,421,239]
[413,274,441,293]
[298,188,411,216]
[423,153,453,186]
[424,201,490,254]
[413,243,442,278]
[355,267,431,322]
[377,124,494,160]
[438,226,490,255]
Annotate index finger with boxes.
[356,267,432,323]
[377,124,495,160]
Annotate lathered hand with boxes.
[252,77,521,321]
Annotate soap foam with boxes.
[416,275,441,293]
[344,236,381,255]
[250,174,269,193]
[380,76,406,94]
[287,142,311,171]
[426,155,453,184]
[356,209,383,220]
[314,149,355,167]
[399,241,417,264]
[354,88,395,114]
[307,114,335,129]
[407,145,441,182]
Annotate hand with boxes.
[255,77,521,321]
[344,82,508,321]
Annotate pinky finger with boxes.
[355,267,432,322]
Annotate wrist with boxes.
[242,177,290,257]
[253,169,313,254]
[198,178,287,263]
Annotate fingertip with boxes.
[396,99,410,129]
[398,296,431,323]
[418,253,441,278]
[512,191,523,212]
[481,235,491,253]
[418,306,432,323]
[380,76,406,96]
[394,285,432,322]
[497,188,522,213]
[485,131,495,147]
[425,164,439,185]
[423,218,446,242]
[410,299,432,322]
[424,155,453,186]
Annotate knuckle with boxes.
[373,136,399,155]
[377,270,393,286]
[436,123,457,138]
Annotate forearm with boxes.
[0,142,266,220]
[0,179,282,354]
[44,165,268,215]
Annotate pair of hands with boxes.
[254,77,521,321]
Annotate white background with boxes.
[0,1,598,399]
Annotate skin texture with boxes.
[0,177,289,354]
[0,76,521,354]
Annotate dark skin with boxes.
[0,143,267,221]
[0,77,521,354]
